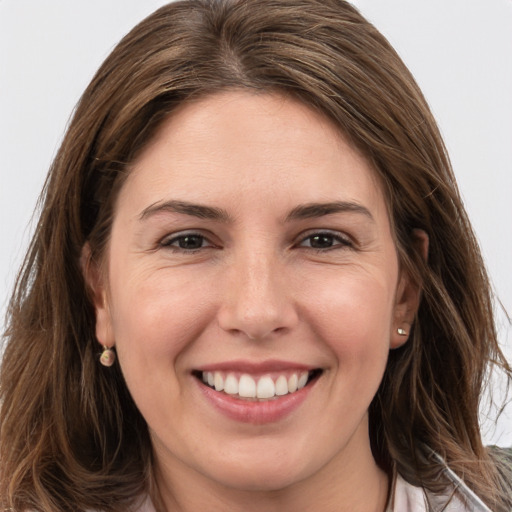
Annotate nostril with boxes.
[244,325,287,340]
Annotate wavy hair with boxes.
[1,1,511,510]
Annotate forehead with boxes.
[119,90,388,223]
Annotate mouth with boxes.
[192,368,323,401]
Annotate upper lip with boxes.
[194,359,317,374]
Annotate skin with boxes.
[89,91,421,512]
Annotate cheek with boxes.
[305,268,395,327]
[106,269,218,423]
[300,269,395,364]
[107,266,217,363]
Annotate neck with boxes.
[151,425,390,512]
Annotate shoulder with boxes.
[488,445,512,469]
[390,472,492,512]
[488,445,512,501]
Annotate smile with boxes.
[192,361,323,423]
[197,370,322,400]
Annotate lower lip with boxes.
[196,378,316,424]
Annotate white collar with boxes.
[388,471,492,512]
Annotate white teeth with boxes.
[201,370,317,399]
[297,372,308,389]
[275,375,288,396]
[214,372,224,391]
[224,374,239,395]
[257,375,275,399]
[288,374,298,393]
[238,374,257,398]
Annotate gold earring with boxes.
[100,346,116,367]
[397,327,407,336]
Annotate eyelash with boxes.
[160,230,353,253]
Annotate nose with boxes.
[217,250,299,341]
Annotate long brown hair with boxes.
[1,1,510,510]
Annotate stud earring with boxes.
[397,327,407,336]
[100,346,116,367]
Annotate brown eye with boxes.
[309,234,336,249]
[299,231,352,250]
[176,235,205,250]
[161,233,211,251]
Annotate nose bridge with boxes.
[218,243,297,340]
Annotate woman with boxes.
[1,0,510,510]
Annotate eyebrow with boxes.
[285,201,374,222]
[139,200,232,222]
[138,199,374,223]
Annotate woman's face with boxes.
[92,91,417,493]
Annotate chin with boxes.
[196,447,320,493]
[209,466,304,493]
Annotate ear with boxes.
[390,229,429,349]
[81,243,114,349]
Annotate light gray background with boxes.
[1,0,511,445]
